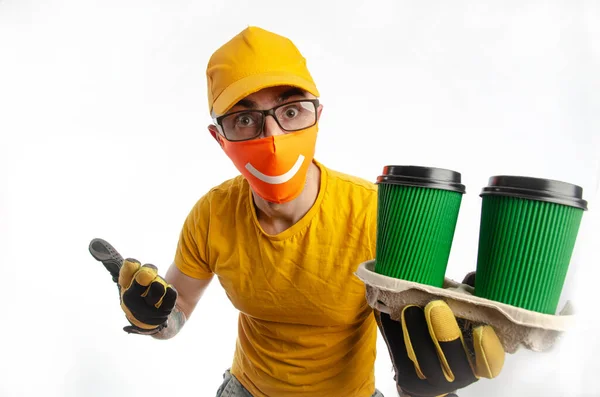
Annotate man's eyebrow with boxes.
[231,98,257,109]
[277,88,307,103]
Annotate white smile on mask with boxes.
[245,155,305,185]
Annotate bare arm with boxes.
[152,263,212,340]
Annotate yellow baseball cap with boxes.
[206,26,320,116]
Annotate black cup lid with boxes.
[480,175,588,210]
[376,165,466,194]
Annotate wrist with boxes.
[151,306,187,340]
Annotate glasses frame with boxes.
[214,99,320,142]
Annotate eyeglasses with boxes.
[214,99,319,142]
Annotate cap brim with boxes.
[212,71,320,116]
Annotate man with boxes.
[92,26,504,397]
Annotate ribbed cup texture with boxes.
[374,184,463,287]
[474,195,584,314]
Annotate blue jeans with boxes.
[216,369,385,397]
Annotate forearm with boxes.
[151,305,187,340]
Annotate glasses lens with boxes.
[275,101,317,131]
[221,111,263,141]
[219,101,317,141]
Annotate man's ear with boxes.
[208,125,224,148]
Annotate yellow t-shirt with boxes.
[175,160,379,397]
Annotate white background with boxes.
[1,1,599,396]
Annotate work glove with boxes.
[375,272,505,397]
[89,238,178,335]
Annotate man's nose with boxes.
[262,115,285,138]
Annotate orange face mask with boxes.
[220,126,318,204]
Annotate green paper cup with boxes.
[374,165,466,287]
[474,176,588,314]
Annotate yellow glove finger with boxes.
[401,305,427,379]
[118,258,141,291]
[134,264,159,289]
[160,284,178,312]
[424,300,474,383]
[472,325,504,379]
[400,305,428,380]
[143,277,171,309]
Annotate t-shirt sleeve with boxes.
[174,194,214,280]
